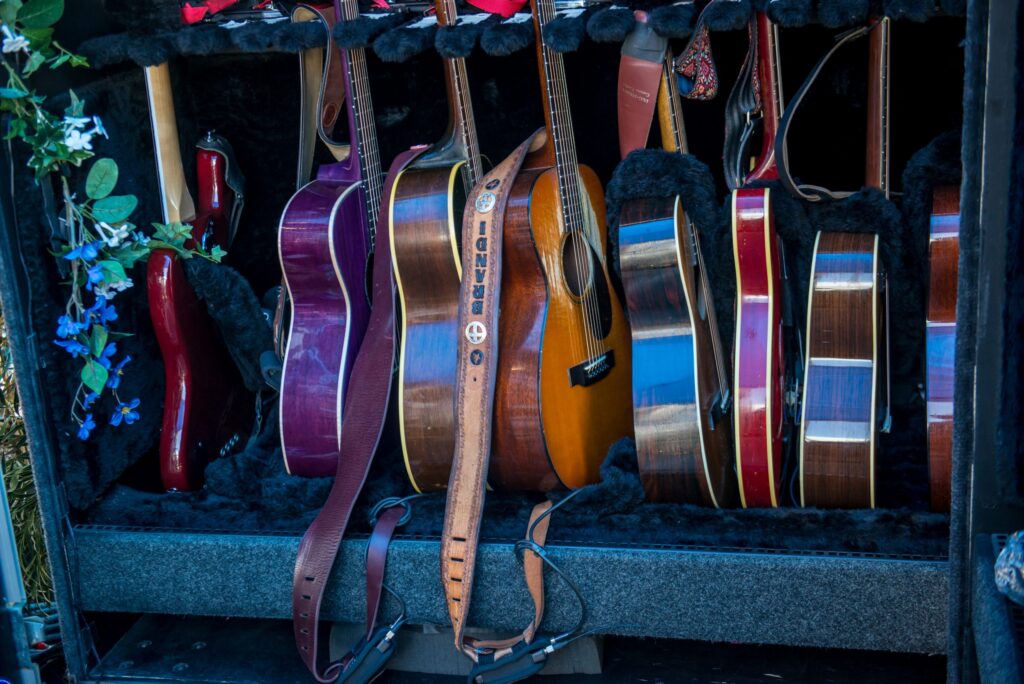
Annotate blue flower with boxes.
[56,315,84,339]
[106,355,131,389]
[110,398,140,427]
[77,413,96,440]
[54,339,88,357]
[85,264,104,290]
[63,241,103,261]
[82,391,99,409]
[85,299,117,325]
[95,342,117,369]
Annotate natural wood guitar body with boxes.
[926,186,960,512]
[491,162,634,491]
[391,162,466,492]
[799,232,884,508]
[619,196,735,505]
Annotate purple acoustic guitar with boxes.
[278,2,385,477]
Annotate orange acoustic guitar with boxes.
[926,186,959,512]
[799,18,893,509]
[618,40,735,506]
[488,0,634,491]
[391,0,485,493]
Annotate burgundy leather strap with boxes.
[292,146,425,683]
[617,12,666,159]
[364,505,402,641]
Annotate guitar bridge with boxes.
[568,350,615,388]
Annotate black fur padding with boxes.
[703,0,752,31]
[767,0,815,27]
[333,14,409,49]
[542,11,590,53]
[183,260,274,394]
[436,16,497,59]
[816,0,870,27]
[101,0,181,33]
[373,21,439,62]
[884,0,936,21]
[649,2,697,38]
[79,22,328,69]
[940,0,967,17]
[586,7,636,43]
[480,18,535,56]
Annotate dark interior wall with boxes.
[5,3,968,555]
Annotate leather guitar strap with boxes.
[617,11,667,159]
[292,143,426,682]
[440,129,547,659]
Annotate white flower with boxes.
[63,116,91,130]
[65,129,93,152]
[109,277,133,292]
[90,116,107,139]
[132,231,151,246]
[96,221,129,248]
[1,25,29,54]
[93,284,113,300]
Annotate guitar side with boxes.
[278,179,370,477]
[732,189,786,508]
[926,186,960,512]
[619,196,735,506]
[391,163,466,492]
[491,165,633,491]
[799,232,881,509]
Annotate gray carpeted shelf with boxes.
[73,526,949,654]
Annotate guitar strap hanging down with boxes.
[617,11,667,159]
[439,129,551,660]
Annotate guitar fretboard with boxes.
[437,0,483,186]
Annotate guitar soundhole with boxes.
[561,232,594,299]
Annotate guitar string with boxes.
[440,0,484,187]
[538,0,604,365]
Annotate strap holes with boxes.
[451,557,464,563]
[453,536,467,542]
[300,628,310,635]
[300,613,309,619]
[451,576,462,583]
[451,597,461,603]
[305,576,316,583]
[301,646,309,652]
[302,594,312,601]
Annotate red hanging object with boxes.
[180,0,244,26]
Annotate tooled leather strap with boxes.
[291,145,425,683]
[617,11,667,159]
[440,129,546,658]
[774,23,873,202]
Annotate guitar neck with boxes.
[747,11,783,182]
[532,0,584,234]
[436,0,483,185]
[866,17,891,196]
[336,0,384,246]
[144,64,196,225]
[657,49,688,155]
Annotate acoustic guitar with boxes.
[618,45,735,506]
[143,63,251,491]
[926,186,959,512]
[278,1,383,477]
[488,0,633,491]
[729,11,787,508]
[799,18,892,509]
[391,0,485,493]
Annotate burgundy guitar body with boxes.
[278,2,383,477]
[148,135,251,491]
[926,186,960,512]
[731,12,786,508]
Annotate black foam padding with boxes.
[73,526,949,653]
[436,17,495,58]
[704,0,752,31]
[542,11,589,53]
[586,7,635,43]
[373,21,439,62]
[816,0,870,28]
[884,0,936,22]
[767,0,815,27]
[334,14,409,49]
[480,18,534,55]
[78,21,328,68]
[972,539,1023,683]
[649,2,697,38]
[182,260,274,394]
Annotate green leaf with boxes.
[0,88,28,99]
[21,51,45,76]
[20,27,52,47]
[80,360,108,395]
[85,158,117,200]
[0,0,23,25]
[98,259,127,283]
[92,194,137,224]
[88,325,107,357]
[208,245,227,263]
[17,0,63,28]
